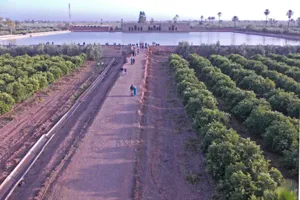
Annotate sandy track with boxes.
[0,60,107,184]
[45,52,145,200]
[8,55,135,199]
[134,52,214,200]
[0,31,70,41]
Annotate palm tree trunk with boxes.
[266,16,268,26]
[288,21,290,30]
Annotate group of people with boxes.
[123,43,145,97]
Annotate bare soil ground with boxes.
[9,56,126,200]
[43,50,145,200]
[134,51,214,200]
[0,58,111,184]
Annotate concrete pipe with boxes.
[0,135,49,199]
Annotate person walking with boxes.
[130,57,133,65]
[133,86,137,96]
[122,68,127,75]
[130,84,134,96]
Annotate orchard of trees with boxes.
[0,53,87,114]
[176,42,300,58]
[188,54,299,175]
[168,54,298,200]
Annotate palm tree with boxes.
[200,15,204,24]
[173,14,179,23]
[297,17,300,27]
[232,16,239,27]
[207,17,211,23]
[286,10,294,29]
[264,9,270,26]
[217,12,222,23]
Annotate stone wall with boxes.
[70,25,112,32]
[122,22,191,32]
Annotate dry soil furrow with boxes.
[136,53,214,200]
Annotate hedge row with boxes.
[187,54,299,175]
[169,54,284,199]
[269,54,300,68]
[287,53,300,60]
[251,54,300,83]
[176,42,300,59]
[232,54,300,95]
[0,44,102,61]
[210,55,300,118]
[0,53,87,114]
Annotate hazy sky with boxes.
[0,0,299,21]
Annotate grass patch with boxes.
[185,173,201,185]
[185,138,201,152]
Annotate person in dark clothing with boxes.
[130,84,134,96]
[133,58,135,64]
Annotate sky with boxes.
[0,0,299,21]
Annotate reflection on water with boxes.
[1,32,300,46]
[231,33,236,45]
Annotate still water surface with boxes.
[1,32,300,46]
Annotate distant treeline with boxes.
[0,44,102,61]
[176,42,300,58]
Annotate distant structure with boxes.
[122,22,190,32]
[121,11,190,32]
[68,3,71,28]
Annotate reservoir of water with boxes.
[1,32,300,46]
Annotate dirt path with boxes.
[0,31,70,41]
[134,52,214,200]
[38,51,146,200]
